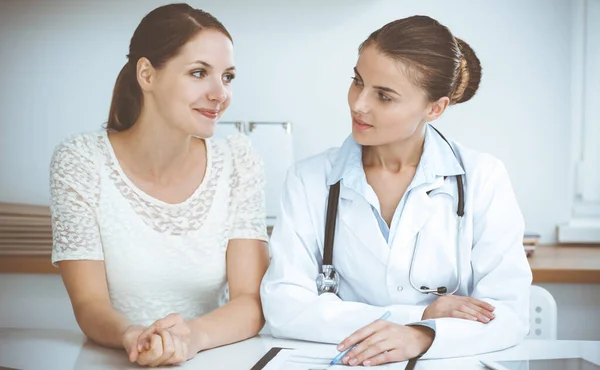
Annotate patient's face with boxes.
[347,45,432,147]
[148,29,235,139]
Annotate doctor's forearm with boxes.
[419,303,528,359]
[265,289,429,343]
[188,293,264,352]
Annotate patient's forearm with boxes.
[74,301,131,349]
[189,293,264,352]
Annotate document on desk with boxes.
[254,347,405,369]
[254,348,331,370]
[252,347,338,370]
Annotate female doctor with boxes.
[260,15,532,367]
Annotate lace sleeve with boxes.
[227,134,268,242]
[50,134,104,264]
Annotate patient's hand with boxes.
[122,325,146,362]
[422,295,495,323]
[134,329,189,367]
[121,314,194,367]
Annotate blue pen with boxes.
[330,311,392,366]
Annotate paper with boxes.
[260,349,343,370]
[260,348,405,369]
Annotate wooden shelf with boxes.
[0,254,56,274]
[3,243,600,283]
[0,202,55,273]
[529,244,600,284]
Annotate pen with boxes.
[330,311,392,366]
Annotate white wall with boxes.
[0,0,574,242]
[0,274,79,331]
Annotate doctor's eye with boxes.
[351,76,363,87]
[378,91,392,103]
[191,69,207,79]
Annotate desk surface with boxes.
[0,328,599,370]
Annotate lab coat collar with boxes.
[423,124,465,179]
[326,123,465,189]
[327,135,363,189]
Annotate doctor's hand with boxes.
[422,295,496,323]
[337,321,434,367]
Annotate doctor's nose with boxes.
[350,91,371,115]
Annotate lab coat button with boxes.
[396,286,404,292]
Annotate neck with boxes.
[118,109,196,182]
[362,124,427,173]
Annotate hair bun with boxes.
[451,38,482,104]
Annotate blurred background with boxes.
[0,0,598,344]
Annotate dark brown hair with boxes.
[359,15,482,105]
[107,3,232,131]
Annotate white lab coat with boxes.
[260,134,533,360]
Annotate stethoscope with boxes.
[316,127,464,297]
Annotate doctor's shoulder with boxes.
[453,142,517,194]
[284,146,340,190]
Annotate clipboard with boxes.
[250,347,292,370]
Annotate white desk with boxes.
[1,328,599,369]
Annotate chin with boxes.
[192,127,216,139]
[351,129,379,147]
[189,119,217,138]
[352,132,399,148]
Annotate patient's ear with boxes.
[136,57,156,92]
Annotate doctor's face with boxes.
[348,45,432,146]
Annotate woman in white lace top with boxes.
[49,4,269,367]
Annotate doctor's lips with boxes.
[195,108,220,119]
[352,116,373,131]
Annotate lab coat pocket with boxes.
[333,219,390,300]
[409,197,460,293]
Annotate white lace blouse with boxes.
[49,131,268,326]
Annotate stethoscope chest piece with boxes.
[316,264,340,295]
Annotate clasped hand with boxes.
[122,313,196,367]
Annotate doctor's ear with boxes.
[425,96,450,122]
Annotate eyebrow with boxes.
[353,67,400,96]
[189,60,236,72]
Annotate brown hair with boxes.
[107,3,232,131]
[359,15,482,105]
